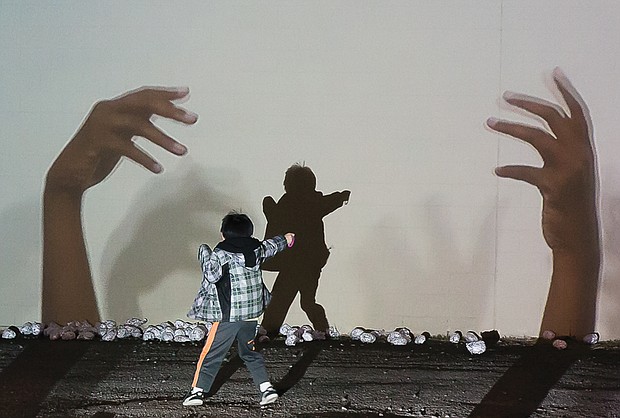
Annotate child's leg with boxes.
[236,320,270,387]
[236,321,279,405]
[191,322,237,392]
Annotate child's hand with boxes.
[284,233,295,247]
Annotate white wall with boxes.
[1,0,619,338]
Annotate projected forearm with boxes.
[487,68,600,338]
[42,87,198,324]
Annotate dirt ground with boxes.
[1,335,619,418]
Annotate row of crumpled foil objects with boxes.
[0,319,212,343]
[1,321,599,354]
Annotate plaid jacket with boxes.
[187,235,287,322]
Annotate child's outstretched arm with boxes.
[259,233,295,260]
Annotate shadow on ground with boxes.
[1,337,619,418]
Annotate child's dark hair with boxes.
[221,212,254,239]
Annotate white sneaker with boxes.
[182,390,205,406]
[260,386,278,406]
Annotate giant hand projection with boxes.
[487,68,600,338]
[43,87,198,324]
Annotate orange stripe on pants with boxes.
[191,322,219,388]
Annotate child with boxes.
[184,212,294,407]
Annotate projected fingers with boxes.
[46,86,198,193]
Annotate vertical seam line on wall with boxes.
[493,0,505,330]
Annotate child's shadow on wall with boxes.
[259,164,351,336]
[101,164,237,322]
